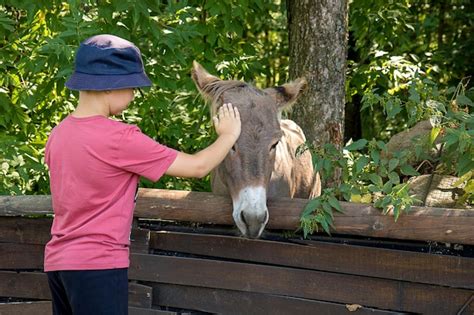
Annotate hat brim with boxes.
[65,72,152,91]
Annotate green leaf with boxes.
[382,181,393,194]
[376,141,388,152]
[368,174,383,187]
[443,132,459,149]
[328,196,343,213]
[355,156,370,173]
[388,172,400,184]
[344,139,368,151]
[388,158,399,172]
[302,198,320,216]
[408,85,420,103]
[456,95,474,107]
[320,217,331,235]
[322,201,332,214]
[430,127,441,145]
[457,156,474,176]
[400,164,419,176]
[385,98,402,119]
[371,150,380,165]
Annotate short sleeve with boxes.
[115,126,178,181]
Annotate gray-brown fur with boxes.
[192,61,321,238]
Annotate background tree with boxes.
[287,0,348,187]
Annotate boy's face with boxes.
[107,89,134,115]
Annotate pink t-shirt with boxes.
[44,115,177,271]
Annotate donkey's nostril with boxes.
[240,211,248,225]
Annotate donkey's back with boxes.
[268,119,321,200]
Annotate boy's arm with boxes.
[165,103,241,178]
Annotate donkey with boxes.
[192,61,321,238]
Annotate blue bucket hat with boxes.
[65,34,152,91]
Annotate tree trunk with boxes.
[287,0,348,187]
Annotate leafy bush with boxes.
[0,0,288,194]
[298,0,473,236]
[301,78,473,236]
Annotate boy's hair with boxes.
[65,34,152,91]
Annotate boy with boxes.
[44,34,241,314]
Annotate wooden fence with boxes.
[0,189,473,314]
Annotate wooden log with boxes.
[0,195,52,216]
[0,243,44,269]
[0,217,52,245]
[0,218,148,255]
[129,253,474,314]
[130,228,150,254]
[136,189,474,245]
[129,282,152,308]
[0,272,51,300]
[153,283,408,315]
[0,301,52,315]
[1,189,473,244]
[150,231,474,289]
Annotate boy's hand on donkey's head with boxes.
[213,103,241,141]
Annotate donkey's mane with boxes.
[202,79,262,116]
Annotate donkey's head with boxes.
[192,61,306,238]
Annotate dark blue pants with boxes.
[47,268,128,315]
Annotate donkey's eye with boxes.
[270,141,279,151]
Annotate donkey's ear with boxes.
[264,78,307,110]
[191,60,221,99]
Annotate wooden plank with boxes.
[153,283,407,315]
[1,189,473,244]
[0,217,52,245]
[135,189,474,245]
[129,253,474,314]
[0,302,176,315]
[0,271,158,309]
[130,228,150,254]
[0,218,148,255]
[0,243,44,269]
[128,307,177,315]
[150,231,474,289]
[0,195,52,216]
[0,301,52,315]
[0,272,50,300]
[129,282,152,308]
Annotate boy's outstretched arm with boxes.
[165,103,241,178]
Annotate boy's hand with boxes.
[166,103,241,178]
[213,103,241,141]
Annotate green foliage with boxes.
[0,0,288,195]
[348,0,474,141]
[454,171,474,206]
[300,188,342,237]
[362,77,474,179]
[300,138,419,235]
[301,79,473,236]
[299,0,474,237]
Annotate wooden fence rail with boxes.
[0,190,473,314]
[1,188,473,244]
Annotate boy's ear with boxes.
[264,78,307,111]
[191,60,221,100]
